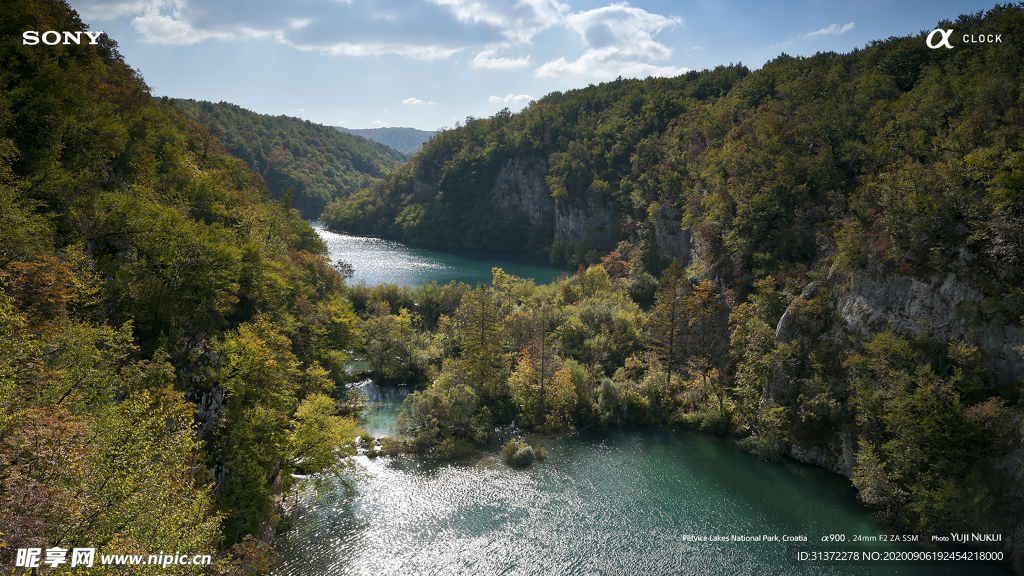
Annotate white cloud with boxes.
[403,97,436,105]
[72,0,687,82]
[312,43,463,59]
[71,0,164,20]
[804,22,854,38]
[536,3,687,80]
[536,53,687,80]
[428,0,568,42]
[128,12,245,45]
[71,0,568,58]
[473,50,530,70]
[372,120,389,126]
[489,93,534,104]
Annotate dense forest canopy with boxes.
[321,4,1024,571]
[174,99,405,219]
[1,0,363,570]
[322,4,1024,323]
[3,0,1024,573]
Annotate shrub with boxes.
[358,434,376,450]
[436,438,474,460]
[500,439,524,463]
[501,439,543,467]
[379,437,407,457]
[737,435,781,462]
[674,408,731,433]
[511,445,535,467]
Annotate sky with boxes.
[63,0,1002,131]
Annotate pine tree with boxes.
[534,304,553,424]
[686,279,731,415]
[646,260,690,390]
[463,285,502,395]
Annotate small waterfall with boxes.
[351,379,381,404]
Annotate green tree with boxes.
[686,279,731,415]
[508,345,577,432]
[0,292,221,565]
[362,302,423,383]
[461,285,504,396]
[212,317,360,543]
[646,260,689,390]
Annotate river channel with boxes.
[270,229,1013,575]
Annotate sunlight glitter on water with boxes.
[311,221,565,287]
[273,417,1013,576]
[316,227,453,286]
[281,226,1014,576]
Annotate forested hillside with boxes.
[323,6,1023,313]
[5,0,1024,571]
[174,99,405,219]
[336,126,437,157]
[1,0,363,570]
[323,4,1024,570]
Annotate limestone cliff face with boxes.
[488,158,553,226]
[554,197,615,243]
[653,206,691,262]
[835,265,1024,385]
[411,163,438,196]
[775,262,1024,386]
[486,157,694,261]
[487,157,616,247]
[789,433,856,477]
[773,261,1024,487]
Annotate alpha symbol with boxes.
[926,29,954,49]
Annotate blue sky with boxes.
[64,0,1001,131]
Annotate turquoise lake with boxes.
[270,228,1014,576]
[272,382,1011,576]
[311,221,567,288]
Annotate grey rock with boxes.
[653,205,691,261]
[488,158,553,226]
[834,265,1024,385]
[555,196,614,243]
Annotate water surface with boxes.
[313,221,566,287]
[273,383,1011,576]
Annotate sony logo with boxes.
[22,31,104,46]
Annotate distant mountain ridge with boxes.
[336,126,437,157]
[174,99,405,219]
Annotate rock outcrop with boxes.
[775,260,1024,485]
[833,264,1024,385]
[554,197,615,244]
[488,158,553,226]
[487,157,695,262]
[653,206,691,262]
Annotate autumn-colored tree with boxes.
[508,346,577,432]
[686,279,731,415]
